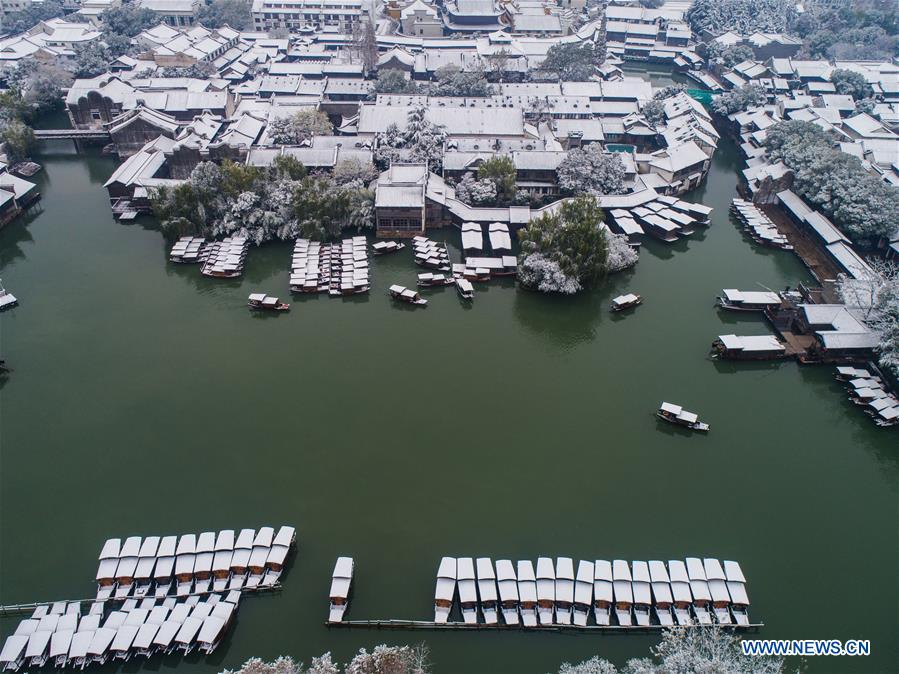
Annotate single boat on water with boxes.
[716,289,782,312]
[389,285,427,306]
[657,402,710,432]
[329,556,354,623]
[0,279,18,310]
[417,273,454,288]
[248,294,290,311]
[372,241,405,255]
[611,293,642,312]
[455,278,474,301]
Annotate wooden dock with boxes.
[327,619,764,632]
[0,582,281,617]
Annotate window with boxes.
[90,109,102,120]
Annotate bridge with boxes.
[34,128,110,141]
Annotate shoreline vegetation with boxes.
[224,628,790,674]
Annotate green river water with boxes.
[0,89,896,674]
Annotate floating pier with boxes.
[328,619,764,632]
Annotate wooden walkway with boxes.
[33,129,110,141]
[328,619,764,632]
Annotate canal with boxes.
[0,92,896,673]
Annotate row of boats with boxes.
[168,237,210,264]
[730,199,793,250]
[835,366,899,427]
[201,237,250,278]
[609,196,708,243]
[0,592,240,671]
[290,237,370,296]
[432,557,750,628]
[413,237,452,272]
[95,526,295,600]
[461,222,513,257]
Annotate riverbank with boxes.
[0,81,896,674]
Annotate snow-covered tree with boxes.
[686,0,796,36]
[517,253,583,295]
[345,644,430,674]
[829,69,874,101]
[196,0,252,29]
[371,69,420,95]
[711,84,767,115]
[705,42,755,68]
[223,656,301,674]
[5,62,71,114]
[606,232,638,272]
[333,158,377,188]
[538,42,599,81]
[556,145,625,196]
[430,65,492,97]
[838,260,899,379]
[267,110,333,145]
[641,100,666,128]
[454,173,498,206]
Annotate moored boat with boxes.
[153,536,177,598]
[685,557,713,624]
[96,538,122,600]
[134,537,160,599]
[475,558,498,625]
[573,560,594,627]
[648,560,674,626]
[329,556,354,623]
[455,278,474,300]
[723,560,751,625]
[667,560,693,625]
[631,561,652,626]
[593,560,613,626]
[434,557,457,624]
[516,560,538,627]
[193,532,216,595]
[388,285,427,306]
[212,530,234,593]
[554,557,575,626]
[612,560,633,626]
[114,536,142,599]
[657,402,710,432]
[174,534,197,597]
[372,241,405,255]
[704,558,732,624]
[457,557,478,625]
[0,279,18,311]
[228,528,254,591]
[535,557,556,626]
[611,293,642,312]
[417,272,454,288]
[716,289,782,312]
[495,559,519,626]
[264,525,295,586]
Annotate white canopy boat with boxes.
[0,279,17,311]
[704,558,732,624]
[612,560,633,626]
[229,528,255,590]
[153,536,177,598]
[667,560,693,625]
[86,627,116,665]
[35,614,59,633]
[329,556,354,623]
[724,560,750,625]
[151,619,182,655]
[114,536,142,599]
[24,630,51,668]
[455,277,474,300]
[134,536,160,599]
[174,534,197,597]
[516,560,538,627]
[434,557,457,624]
[555,557,575,626]
[193,532,216,595]
[196,603,234,654]
[631,561,652,627]
[716,289,782,311]
[49,628,75,668]
[67,631,94,670]
[212,530,235,592]
[457,557,478,624]
[686,558,713,624]
[372,240,405,255]
[535,557,556,626]
[389,285,428,306]
[611,293,643,312]
[264,526,295,586]
[495,559,519,626]
[246,527,274,588]
[174,615,204,654]
[110,624,140,660]
[96,538,122,600]
[132,621,161,658]
[13,620,37,638]
[573,560,594,627]
[102,612,127,632]
[593,560,613,626]
[0,634,27,672]
[648,560,674,626]
[475,558,498,625]
[657,402,710,432]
